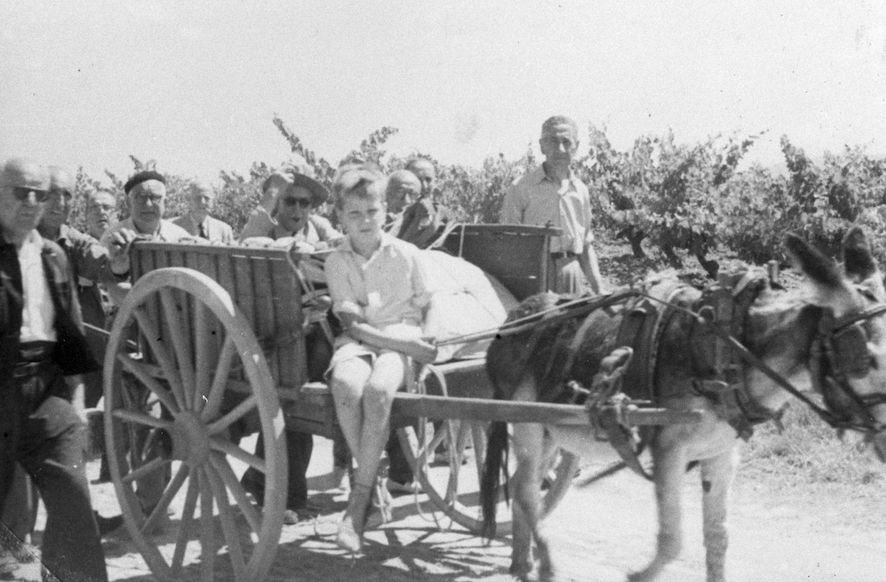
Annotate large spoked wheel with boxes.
[397,370,576,535]
[104,268,287,582]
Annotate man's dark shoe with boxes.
[95,511,124,536]
[282,509,299,525]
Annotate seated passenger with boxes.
[238,168,337,525]
[172,181,234,243]
[398,158,452,249]
[239,157,339,250]
[325,166,437,552]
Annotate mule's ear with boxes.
[784,232,842,289]
[842,226,878,282]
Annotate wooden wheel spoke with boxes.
[117,354,180,413]
[122,457,171,485]
[171,475,201,577]
[198,468,217,582]
[142,464,189,535]
[209,437,266,473]
[111,409,173,430]
[132,306,188,410]
[159,289,196,409]
[209,452,261,535]
[445,458,463,505]
[201,336,236,422]
[206,394,257,435]
[205,463,247,579]
[193,302,217,415]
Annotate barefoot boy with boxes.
[324,166,437,552]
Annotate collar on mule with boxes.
[691,271,780,440]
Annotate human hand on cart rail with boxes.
[106,228,142,276]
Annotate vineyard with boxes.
[69,116,886,276]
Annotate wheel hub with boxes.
[170,411,210,466]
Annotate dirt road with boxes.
[11,438,886,582]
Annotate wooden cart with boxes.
[102,224,697,582]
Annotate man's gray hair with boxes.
[541,115,579,139]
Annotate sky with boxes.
[2,1,886,184]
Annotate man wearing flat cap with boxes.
[173,181,234,243]
[0,157,108,582]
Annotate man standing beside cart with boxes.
[0,157,108,582]
[500,115,606,295]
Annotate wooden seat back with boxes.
[438,224,560,300]
[130,242,308,391]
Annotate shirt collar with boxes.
[338,231,395,255]
[537,163,576,185]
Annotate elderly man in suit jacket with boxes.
[173,181,234,243]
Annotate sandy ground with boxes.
[6,434,886,582]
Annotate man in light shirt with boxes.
[0,157,108,582]
[500,115,605,294]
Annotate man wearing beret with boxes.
[100,169,189,526]
[0,157,108,581]
[102,170,189,255]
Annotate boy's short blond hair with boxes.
[333,165,388,210]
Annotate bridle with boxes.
[632,283,886,442]
[810,302,886,435]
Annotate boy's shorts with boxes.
[325,322,422,380]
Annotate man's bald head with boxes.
[386,170,421,213]
[41,165,75,235]
[188,181,215,223]
[0,158,50,243]
[405,158,436,199]
[0,158,48,191]
[48,166,74,193]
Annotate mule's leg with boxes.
[628,439,687,582]
[509,422,541,578]
[700,446,739,582]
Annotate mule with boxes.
[480,227,886,582]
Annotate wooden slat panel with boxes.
[249,254,278,382]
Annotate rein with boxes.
[437,276,886,438]
[638,290,886,435]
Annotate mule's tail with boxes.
[480,420,509,540]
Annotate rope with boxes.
[434,290,637,347]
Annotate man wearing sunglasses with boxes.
[0,157,108,582]
[239,157,339,247]
[238,165,339,525]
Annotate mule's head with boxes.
[785,227,886,461]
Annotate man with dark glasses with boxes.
[0,157,108,582]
